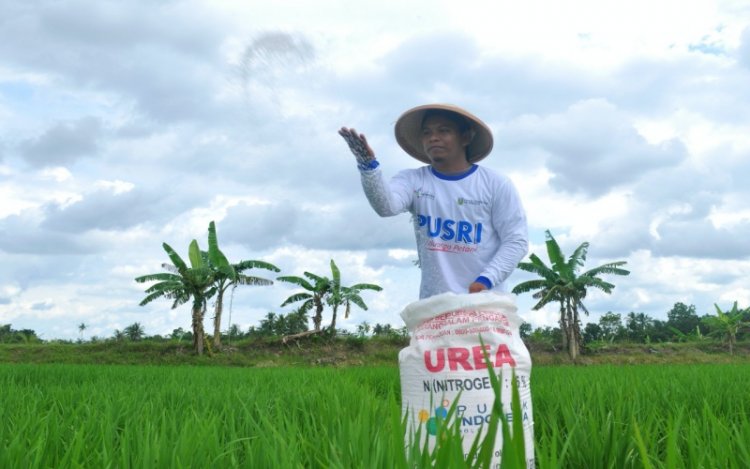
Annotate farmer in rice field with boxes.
[339,104,528,299]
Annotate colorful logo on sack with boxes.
[419,399,450,436]
[419,398,530,436]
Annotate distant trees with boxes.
[589,311,658,343]
[625,312,653,343]
[355,321,371,338]
[372,323,394,336]
[0,324,40,343]
[582,322,603,343]
[170,327,191,342]
[124,322,145,341]
[527,326,563,348]
[667,302,702,336]
[598,312,624,342]
[248,309,309,338]
[524,300,750,352]
[356,322,408,339]
[224,324,242,344]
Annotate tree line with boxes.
[6,227,746,360]
[0,319,408,345]
[5,299,746,355]
[523,301,750,354]
[0,324,40,344]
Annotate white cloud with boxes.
[504,106,673,195]
[94,179,134,194]
[20,117,102,167]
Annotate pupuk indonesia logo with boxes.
[419,399,450,436]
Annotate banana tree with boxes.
[325,259,382,335]
[205,221,279,348]
[703,302,749,355]
[278,273,331,332]
[512,230,629,360]
[278,259,382,337]
[135,240,216,355]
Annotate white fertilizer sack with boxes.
[399,292,535,468]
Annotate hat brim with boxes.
[394,104,493,164]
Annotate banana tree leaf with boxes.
[207,221,232,270]
[188,240,203,269]
[162,242,188,273]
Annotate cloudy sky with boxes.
[1,0,749,340]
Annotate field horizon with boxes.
[1,336,748,367]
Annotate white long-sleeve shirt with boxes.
[360,164,528,299]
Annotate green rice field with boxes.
[1,363,749,468]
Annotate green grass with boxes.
[533,364,750,468]
[2,363,749,468]
[0,364,404,468]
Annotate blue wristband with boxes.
[358,159,380,171]
[475,276,492,289]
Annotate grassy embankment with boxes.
[1,337,749,366]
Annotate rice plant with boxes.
[1,363,748,468]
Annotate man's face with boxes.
[420,115,470,167]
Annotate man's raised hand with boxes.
[339,127,376,168]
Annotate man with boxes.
[339,104,528,299]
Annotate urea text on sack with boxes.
[423,344,516,372]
